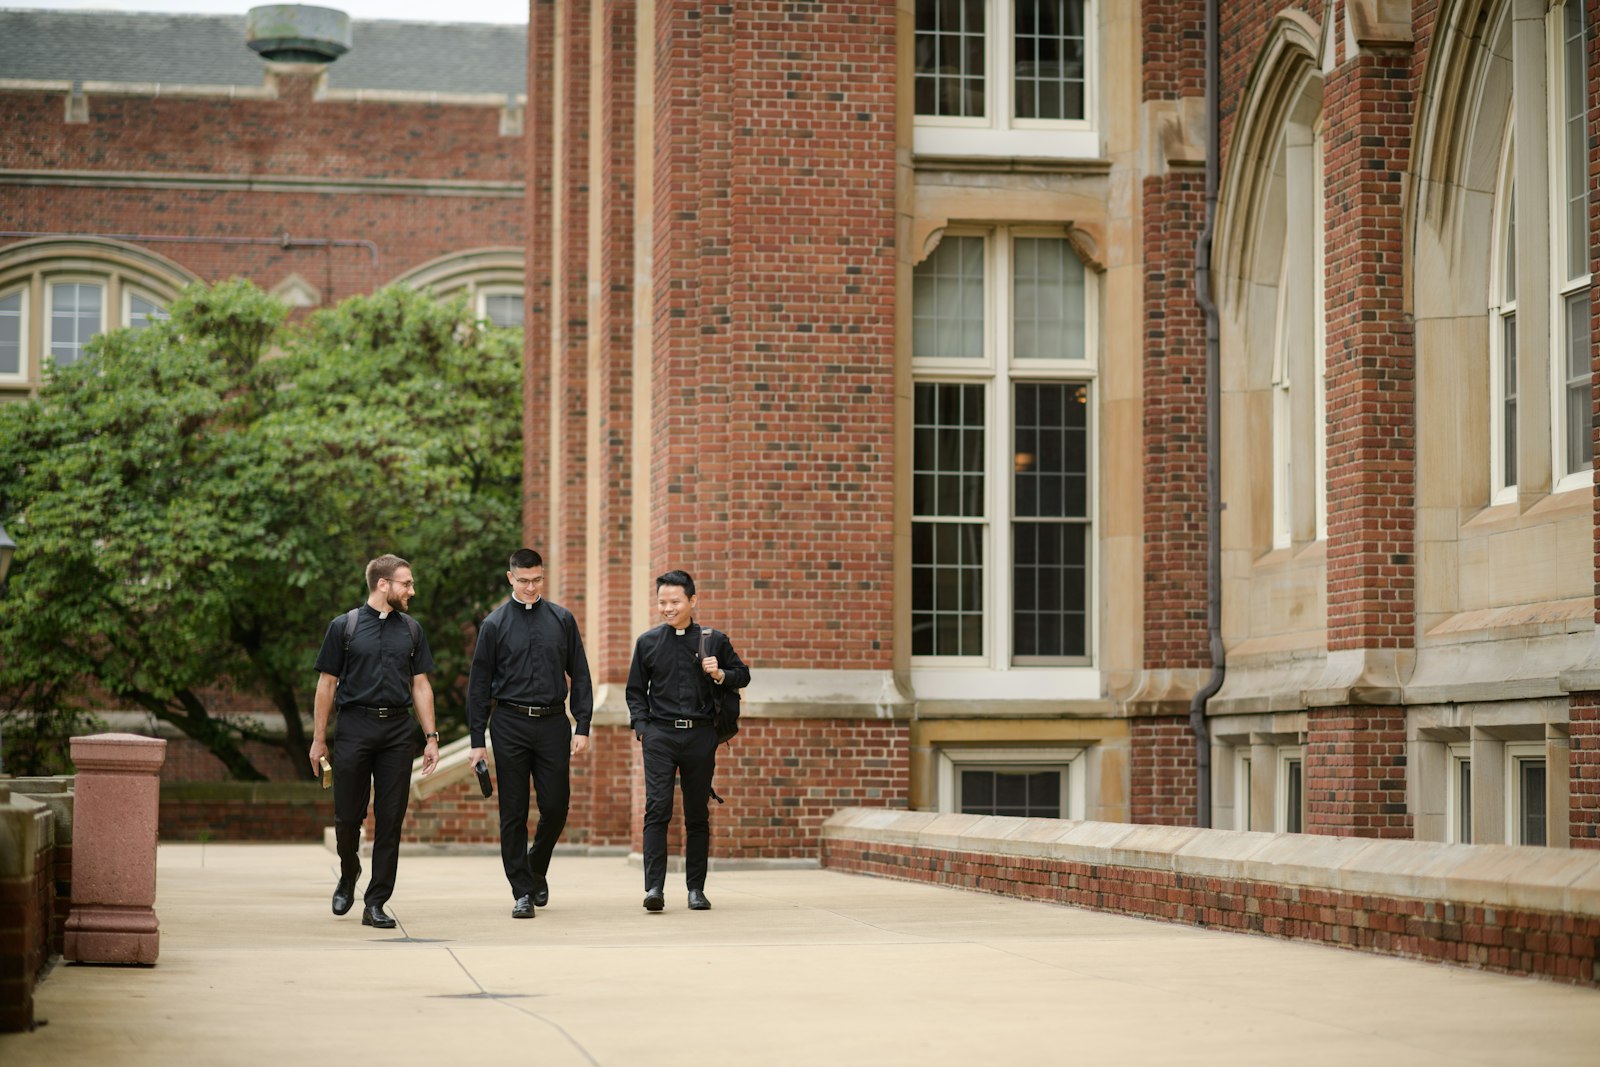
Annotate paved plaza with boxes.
[4,843,1598,1066]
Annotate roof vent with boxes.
[246,5,352,64]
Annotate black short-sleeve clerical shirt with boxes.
[314,604,435,708]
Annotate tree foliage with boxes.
[0,281,522,778]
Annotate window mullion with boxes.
[992,234,1012,669]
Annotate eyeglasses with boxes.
[383,578,416,589]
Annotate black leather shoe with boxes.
[687,889,712,911]
[361,904,397,929]
[512,895,535,919]
[332,880,355,916]
[531,876,549,908]
[643,887,665,912]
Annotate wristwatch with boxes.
[424,731,440,742]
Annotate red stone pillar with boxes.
[63,733,165,964]
[1312,28,1416,839]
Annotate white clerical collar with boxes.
[377,609,390,619]
[513,593,541,610]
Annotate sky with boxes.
[4,0,527,23]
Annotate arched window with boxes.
[0,237,197,395]
[1551,0,1591,488]
[390,248,526,329]
[1490,130,1517,503]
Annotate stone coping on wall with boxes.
[821,808,1600,918]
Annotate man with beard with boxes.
[309,553,440,929]
[625,569,750,912]
[467,548,594,919]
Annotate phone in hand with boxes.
[474,759,493,798]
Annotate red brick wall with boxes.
[1142,170,1210,671]
[159,785,332,841]
[1306,705,1411,838]
[823,837,1600,986]
[592,0,638,683]
[160,737,300,783]
[568,723,635,847]
[1322,44,1416,650]
[1574,694,1600,848]
[645,1,897,669]
[523,1,555,545]
[1140,0,1205,101]
[1130,715,1199,825]
[0,72,522,304]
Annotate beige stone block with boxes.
[1102,535,1142,669]
[1328,838,1476,899]
[1418,539,1459,621]
[1053,820,1138,866]
[1457,531,1491,612]
[1553,511,1592,602]
[1100,398,1141,534]
[1103,824,1205,870]
[1241,834,1375,891]
[1172,828,1276,880]
[1565,861,1600,914]
[1100,279,1142,401]
[1442,844,1599,913]
[1488,522,1560,605]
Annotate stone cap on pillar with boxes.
[70,733,167,774]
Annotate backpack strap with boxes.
[341,607,419,676]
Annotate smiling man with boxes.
[310,553,440,930]
[624,569,750,913]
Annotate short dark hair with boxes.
[655,569,695,597]
[509,548,544,571]
[365,553,410,591]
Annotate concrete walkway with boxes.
[5,844,1598,1066]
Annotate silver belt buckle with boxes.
[375,707,394,718]
[673,718,692,729]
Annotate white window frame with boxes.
[1548,0,1593,494]
[1446,742,1472,844]
[911,228,1099,697]
[1490,127,1519,505]
[475,285,525,329]
[936,745,1086,819]
[0,284,28,383]
[45,277,106,370]
[913,0,1100,159]
[1276,746,1305,834]
[1505,741,1548,846]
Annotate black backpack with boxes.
[698,627,742,745]
[340,607,420,674]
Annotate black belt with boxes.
[497,700,564,717]
[655,717,709,729]
[343,704,411,718]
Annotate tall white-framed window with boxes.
[1505,741,1548,846]
[47,280,104,369]
[1551,0,1592,491]
[1490,131,1519,503]
[1446,742,1472,844]
[911,228,1096,676]
[1268,115,1326,548]
[477,286,525,329]
[913,0,1098,158]
[936,745,1087,819]
[0,287,25,382]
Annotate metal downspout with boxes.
[1187,0,1224,829]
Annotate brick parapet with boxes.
[822,810,1600,986]
[522,0,555,545]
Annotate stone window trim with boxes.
[1209,713,1308,833]
[935,744,1087,820]
[1410,703,1571,848]
[390,247,525,311]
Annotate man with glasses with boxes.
[467,548,593,918]
[310,553,440,930]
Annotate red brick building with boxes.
[524,0,1600,861]
[0,8,528,403]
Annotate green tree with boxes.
[0,281,522,778]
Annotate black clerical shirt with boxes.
[314,603,436,709]
[467,596,594,746]
[625,621,750,730]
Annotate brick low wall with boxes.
[159,782,331,842]
[822,809,1600,986]
[0,789,57,1032]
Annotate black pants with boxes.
[489,710,571,899]
[641,721,717,892]
[332,708,416,908]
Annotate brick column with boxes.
[1313,34,1415,838]
[1574,695,1600,847]
[1574,0,1600,851]
[63,733,166,964]
[522,0,556,545]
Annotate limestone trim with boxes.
[0,169,525,200]
[1412,0,1510,228]
[389,247,526,296]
